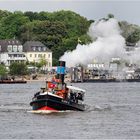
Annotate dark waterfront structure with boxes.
[70,65,140,83]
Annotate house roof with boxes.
[23,41,52,52]
[0,39,22,52]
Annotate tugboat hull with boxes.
[30,98,85,111]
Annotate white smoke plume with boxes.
[60,18,127,67]
[127,47,140,64]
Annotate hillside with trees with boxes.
[0,10,140,65]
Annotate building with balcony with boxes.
[0,39,27,67]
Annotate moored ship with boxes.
[0,80,27,84]
[70,65,140,83]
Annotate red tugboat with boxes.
[30,61,85,112]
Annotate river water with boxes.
[0,81,140,139]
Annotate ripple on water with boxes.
[0,82,140,139]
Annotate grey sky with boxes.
[0,0,140,25]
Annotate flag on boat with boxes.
[48,82,56,88]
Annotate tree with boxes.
[0,10,92,66]
[51,34,92,65]
[51,37,79,65]
[0,64,7,76]
[9,62,28,75]
[18,21,37,42]
[24,11,51,21]
[49,10,91,37]
[0,12,30,39]
[19,20,67,48]
[126,30,140,43]
[0,10,11,20]
[36,58,47,69]
[119,21,140,43]
[107,13,114,19]
[24,11,39,21]
[77,34,92,45]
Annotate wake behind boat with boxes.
[30,61,86,111]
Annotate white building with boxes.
[0,39,27,67]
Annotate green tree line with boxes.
[0,10,92,65]
[0,10,140,66]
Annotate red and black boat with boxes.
[30,61,86,112]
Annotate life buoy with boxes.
[54,79,61,83]
[56,91,64,98]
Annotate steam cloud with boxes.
[60,18,139,67]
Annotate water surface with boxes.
[0,81,140,139]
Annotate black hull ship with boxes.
[0,80,27,84]
[30,86,85,111]
[83,78,140,83]
[30,61,86,112]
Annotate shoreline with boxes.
[25,74,71,82]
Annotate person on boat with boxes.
[63,87,69,100]
[69,90,76,103]
[40,87,45,93]
[54,83,68,99]
[77,92,84,101]
[58,87,69,100]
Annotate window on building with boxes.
[7,45,12,52]
[14,54,17,57]
[32,46,36,51]
[13,45,17,52]
[48,54,51,58]
[38,47,41,51]
[10,54,13,58]
[35,54,37,58]
[30,54,32,57]
[44,54,46,58]
[43,47,46,51]
[18,45,23,52]
[38,54,43,57]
